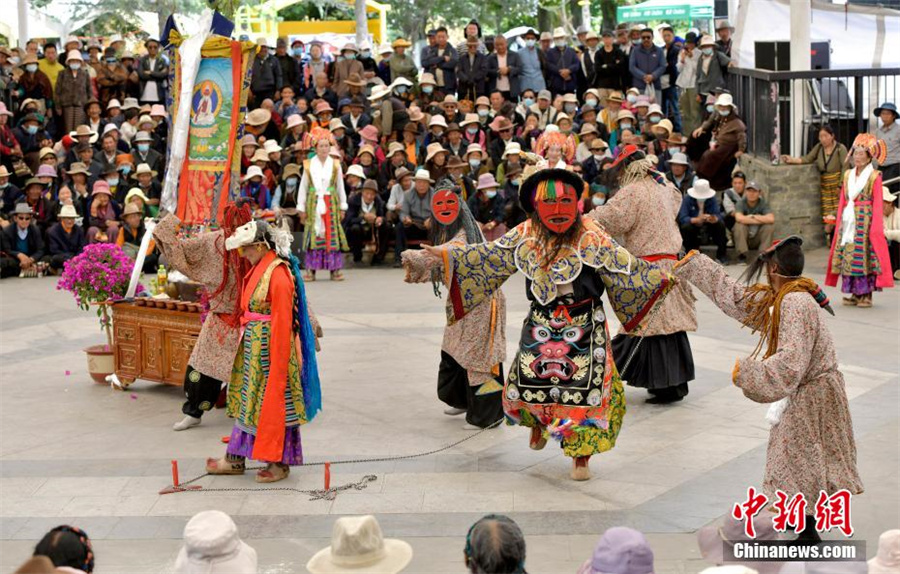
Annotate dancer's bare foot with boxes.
[571,456,591,481]
[529,426,547,450]
[206,455,245,475]
[256,463,290,483]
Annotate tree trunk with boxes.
[568,0,583,30]
[538,6,552,33]
[355,0,367,46]
[600,0,618,30]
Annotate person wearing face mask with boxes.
[579,138,611,185]
[608,108,635,150]
[695,35,731,104]
[96,48,127,110]
[517,29,546,94]
[692,93,746,191]
[356,40,377,79]
[464,143,489,179]
[16,53,54,117]
[332,43,364,98]
[467,173,506,241]
[545,28,579,97]
[131,130,163,175]
[459,114,486,149]
[676,32,702,135]
[55,50,92,134]
[274,37,301,96]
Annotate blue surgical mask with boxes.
[701,47,714,56]
[422,85,434,94]
[137,143,150,153]
[523,97,534,107]
[467,126,478,135]
[650,116,661,124]
[669,146,681,154]
[511,179,520,186]
[25,64,38,73]
[718,108,731,117]
[108,178,119,187]
[0,182,9,189]
[592,196,606,206]
[586,98,598,107]
[120,166,132,175]
[360,50,371,59]
[627,94,637,103]
[469,159,481,169]
[394,86,408,95]
[477,109,489,117]
[619,122,632,130]
[564,103,577,114]
[706,104,715,113]
[292,47,303,57]
[344,53,356,60]
[525,39,536,48]
[554,40,567,49]
[106,58,117,64]
[69,62,81,70]
[485,190,497,199]
[25,125,38,135]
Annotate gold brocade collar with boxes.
[496,217,634,305]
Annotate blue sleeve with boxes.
[677,197,692,225]
[628,50,642,83]
[566,49,580,73]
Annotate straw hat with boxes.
[58,204,79,219]
[413,169,433,183]
[245,108,272,126]
[69,124,99,144]
[65,162,91,177]
[391,38,412,49]
[425,143,448,162]
[606,91,625,104]
[242,165,264,182]
[688,179,715,201]
[251,149,271,163]
[307,516,412,574]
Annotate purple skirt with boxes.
[226,425,303,465]
[841,274,879,296]
[305,249,343,271]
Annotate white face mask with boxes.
[69,62,81,70]
[554,40,567,49]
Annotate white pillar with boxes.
[790,0,811,157]
[17,0,29,49]
[355,0,367,47]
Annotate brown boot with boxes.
[529,425,547,450]
[842,295,858,306]
[570,456,592,481]
[206,455,245,475]
[256,463,290,483]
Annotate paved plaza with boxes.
[1,249,898,573]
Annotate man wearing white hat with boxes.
[308,516,412,573]
[46,204,86,271]
[678,178,728,263]
[545,27,579,96]
[174,511,258,574]
[55,49,92,133]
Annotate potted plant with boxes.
[57,244,138,383]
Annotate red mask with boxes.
[535,182,578,233]
[432,189,460,225]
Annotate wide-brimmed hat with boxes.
[394,166,413,181]
[387,141,406,157]
[874,102,899,118]
[251,149,271,164]
[357,144,376,158]
[465,143,486,159]
[501,142,523,159]
[368,84,392,102]
[446,155,467,169]
[699,34,716,47]
[69,124,99,143]
[715,93,737,110]
[669,152,689,166]
[391,38,412,49]
[245,108,272,126]
[132,162,157,178]
[617,109,636,123]
[341,42,359,53]
[18,53,39,68]
[345,164,366,179]
[0,165,10,178]
[174,511,258,574]
[590,138,608,151]
[315,101,334,115]
[391,77,414,89]
[518,166,585,213]
[83,98,101,113]
[66,49,84,63]
[133,130,154,143]
[345,72,366,87]
[38,147,56,160]
[474,95,490,108]
[419,72,436,86]
[580,527,654,574]
[124,187,150,204]
[285,114,305,129]
[36,165,57,179]
[442,94,458,105]
[408,107,425,122]
[0,102,12,117]
[653,119,673,135]
[122,202,143,217]
[489,116,513,132]
[13,203,35,216]
[378,43,393,55]
[428,115,448,129]
[413,169,433,183]
[868,529,900,574]
[446,122,461,134]
[307,515,412,574]
[667,132,687,145]
[121,97,140,111]
[65,162,91,177]
[688,179,715,200]
[552,27,567,39]
[264,139,283,153]
[240,134,260,148]
[102,122,120,137]
[579,123,598,136]
[476,173,498,190]
[328,118,346,132]
[58,204,79,219]
[242,165,264,182]
[715,19,735,31]
[425,142,449,162]
[92,181,112,196]
[150,104,167,118]
[362,179,379,192]
[460,113,480,128]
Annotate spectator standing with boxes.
[96,48,127,110]
[389,38,417,85]
[628,27,665,94]
[517,28,546,94]
[332,42,364,97]
[579,31,600,93]
[250,38,283,108]
[457,36,490,101]
[464,515,527,574]
[781,124,848,240]
[715,20,734,58]
[55,50,92,134]
[676,32,702,135]
[15,55,54,118]
[37,43,65,94]
[873,102,899,194]
[421,27,459,97]
[137,38,168,106]
[732,181,775,264]
[660,25,681,132]
[615,23,633,56]
[696,35,731,101]
[174,511,257,574]
[457,20,487,55]
[376,43,393,85]
[679,179,727,263]
[274,38,300,96]
[593,31,628,102]
[545,28,579,96]
[486,35,520,102]
[302,41,329,90]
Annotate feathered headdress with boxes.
[309,126,336,147]
[851,133,888,166]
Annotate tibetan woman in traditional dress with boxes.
[402,178,506,430]
[298,127,349,281]
[825,133,894,307]
[422,165,673,480]
[677,237,862,542]
[205,220,322,483]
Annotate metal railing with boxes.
[725,67,900,161]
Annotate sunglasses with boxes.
[641,35,653,40]
[16,215,32,221]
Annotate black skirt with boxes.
[437,351,504,428]
[611,331,695,390]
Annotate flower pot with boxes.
[84,344,115,384]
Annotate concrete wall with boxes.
[737,154,826,249]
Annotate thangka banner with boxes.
[170,36,254,224]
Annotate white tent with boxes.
[733,0,900,69]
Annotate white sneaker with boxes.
[462,423,481,430]
[173,415,201,431]
[443,407,467,416]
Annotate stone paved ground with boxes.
[1,249,897,573]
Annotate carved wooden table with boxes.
[111,299,203,388]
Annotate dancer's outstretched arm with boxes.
[675,250,762,325]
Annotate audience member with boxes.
[174,511,257,574]
[577,527,654,574]
[464,514,527,574]
[307,515,412,573]
[679,178,727,263]
[732,180,775,263]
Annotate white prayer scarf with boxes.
[309,155,334,238]
[840,163,873,246]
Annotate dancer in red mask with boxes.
[422,163,673,480]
